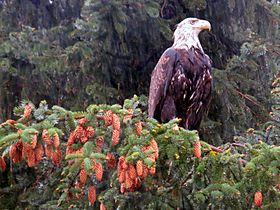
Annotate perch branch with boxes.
[201,142,224,153]
[231,142,246,148]
[235,89,261,107]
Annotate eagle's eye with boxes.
[190,19,198,25]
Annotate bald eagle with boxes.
[148,18,212,130]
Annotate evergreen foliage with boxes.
[0,82,279,209]
[0,0,278,143]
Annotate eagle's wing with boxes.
[148,48,178,118]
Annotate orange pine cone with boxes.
[106,152,116,169]
[142,164,149,178]
[5,119,17,125]
[117,163,123,179]
[86,126,95,138]
[88,185,96,205]
[118,170,125,183]
[51,148,62,165]
[30,135,38,149]
[254,191,262,207]
[112,113,121,131]
[104,110,113,126]
[121,158,129,170]
[26,150,36,167]
[123,108,133,123]
[22,142,33,156]
[150,138,158,151]
[44,145,53,158]
[149,156,156,163]
[120,183,126,194]
[80,168,87,185]
[78,117,87,126]
[125,171,133,189]
[145,146,157,161]
[149,166,156,175]
[128,164,137,180]
[80,130,88,144]
[42,129,52,145]
[53,133,60,148]
[15,145,23,163]
[136,160,144,177]
[22,142,36,167]
[35,143,44,163]
[10,143,19,163]
[67,132,76,147]
[100,202,106,210]
[9,143,17,159]
[135,121,142,136]
[23,103,32,118]
[0,156,6,171]
[16,139,23,149]
[118,156,126,171]
[112,129,120,146]
[66,146,73,155]
[194,141,201,158]
[95,162,103,181]
[96,136,105,147]
[16,140,24,163]
[150,139,159,160]
[75,125,84,139]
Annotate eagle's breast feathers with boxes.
[148,47,212,130]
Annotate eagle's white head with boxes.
[173,18,211,52]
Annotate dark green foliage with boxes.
[0,0,173,118]
[0,90,279,209]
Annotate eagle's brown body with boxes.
[148,43,212,130]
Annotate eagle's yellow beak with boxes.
[198,20,211,31]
